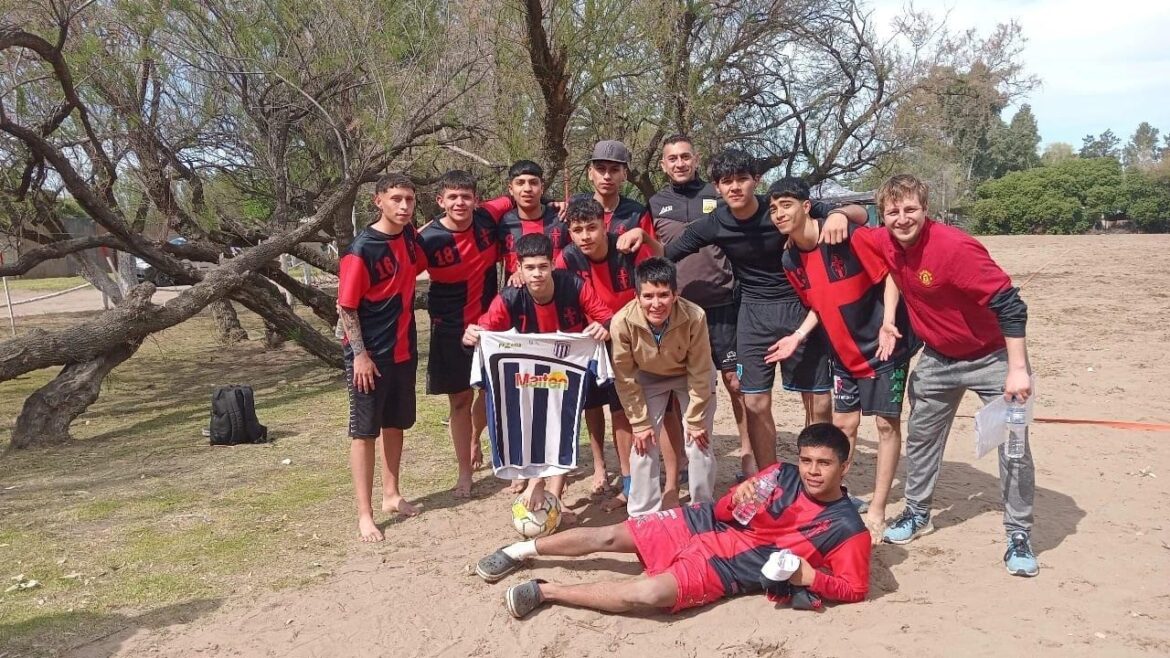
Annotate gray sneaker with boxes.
[882,507,934,545]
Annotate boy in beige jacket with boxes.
[610,258,718,515]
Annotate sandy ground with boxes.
[67,234,1170,657]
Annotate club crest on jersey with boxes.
[515,371,569,390]
[616,267,631,289]
[917,269,934,286]
[801,519,833,539]
[792,267,810,290]
[702,199,717,213]
[554,342,570,358]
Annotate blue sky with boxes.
[869,0,1170,148]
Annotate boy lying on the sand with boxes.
[475,424,870,618]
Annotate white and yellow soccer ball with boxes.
[511,492,562,539]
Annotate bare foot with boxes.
[453,474,473,499]
[589,471,609,496]
[382,495,420,517]
[601,493,627,513]
[358,515,384,542]
[470,444,484,471]
[521,479,547,511]
[508,479,527,495]
[661,488,680,510]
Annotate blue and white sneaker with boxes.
[1004,531,1039,577]
[882,507,934,544]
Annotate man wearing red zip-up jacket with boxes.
[473,423,870,618]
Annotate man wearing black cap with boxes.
[587,140,657,237]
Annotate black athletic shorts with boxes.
[705,303,738,372]
[832,361,910,417]
[346,359,417,437]
[584,379,623,412]
[736,300,832,394]
[584,340,622,412]
[426,330,473,395]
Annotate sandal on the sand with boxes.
[476,548,522,583]
[505,579,546,619]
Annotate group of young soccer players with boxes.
[337,135,1038,618]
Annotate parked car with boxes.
[134,236,214,286]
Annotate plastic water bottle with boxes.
[733,476,777,524]
[1004,398,1028,459]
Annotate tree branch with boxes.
[0,235,124,277]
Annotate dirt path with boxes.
[67,235,1170,657]
[1,286,184,318]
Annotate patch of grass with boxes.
[0,308,461,656]
[3,275,86,293]
[75,498,121,521]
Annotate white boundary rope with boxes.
[0,282,94,308]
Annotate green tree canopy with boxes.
[972,158,1122,234]
[1079,130,1121,159]
[972,157,1170,234]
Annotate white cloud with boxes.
[868,0,1170,146]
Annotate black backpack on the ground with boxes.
[209,385,269,445]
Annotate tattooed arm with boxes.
[339,307,379,393]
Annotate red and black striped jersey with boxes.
[418,197,513,335]
[682,462,870,604]
[555,235,653,313]
[497,205,571,276]
[782,221,920,378]
[337,224,425,364]
[478,270,614,334]
[571,193,657,238]
[666,197,834,303]
[604,195,656,237]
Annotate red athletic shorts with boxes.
[625,506,726,613]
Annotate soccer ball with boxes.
[511,492,562,539]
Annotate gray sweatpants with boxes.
[626,371,718,517]
[904,348,1035,534]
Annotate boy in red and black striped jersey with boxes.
[463,233,612,522]
[417,170,515,499]
[497,160,571,284]
[821,174,1038,576]
[475,424,870,618]
[556,198,657,504]
[580,140,657,238]
[337,173,427,542]
[767,177,921,541]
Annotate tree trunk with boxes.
[522,0,572,182]
[116,250,139,294]
[8,337,143,449]
[232,275,342,367]
[333,186,357,253]
[210,299,248,344]
[67,250,123,304]
[263,323,286,349]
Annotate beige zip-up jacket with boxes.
[610,296,714,433]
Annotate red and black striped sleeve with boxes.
[809,531,870,603]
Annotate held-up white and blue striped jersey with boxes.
[470,331,612,480]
